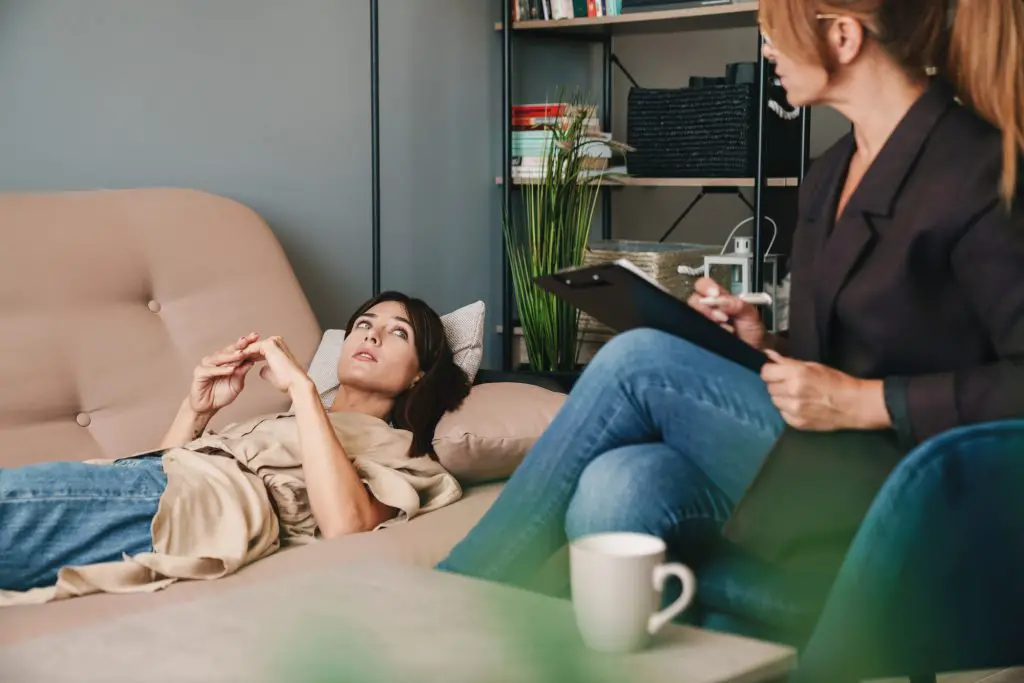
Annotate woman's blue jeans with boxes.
[437,329,786,588]
[0,455,166,592]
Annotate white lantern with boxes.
[699,251,782,332]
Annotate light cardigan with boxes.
[0,411,462,606]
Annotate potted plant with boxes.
[504,92,628,381]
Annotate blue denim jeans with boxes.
[0,454,166,592]
[437,329,785,588]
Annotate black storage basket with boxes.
[626,81,802,178]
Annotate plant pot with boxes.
[513,367,583,393]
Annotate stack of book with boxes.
[511,0,623,21]
[511,103,612,182]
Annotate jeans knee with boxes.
[583,329,694,387]
[595,328,672,366]
[565,446,661,540]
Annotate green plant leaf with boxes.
[504,88,626,373]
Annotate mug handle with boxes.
[647,562,697,635]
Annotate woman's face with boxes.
[337,300,423,397]
[762,30,831,108]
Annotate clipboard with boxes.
[534,259,768,372]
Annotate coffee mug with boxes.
[569,532,696,653]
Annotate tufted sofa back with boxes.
[0,189,322,468]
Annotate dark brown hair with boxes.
[344,291,471,457]
[760,0,1024,204]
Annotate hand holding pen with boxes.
[686,277,770,350]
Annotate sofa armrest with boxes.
[797,420,1024,682]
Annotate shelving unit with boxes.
[495,2,759,32]
[496,176,801,187]
[496,0,812,371]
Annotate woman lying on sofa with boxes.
[0,291,470,604]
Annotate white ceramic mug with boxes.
[569,532,696,653]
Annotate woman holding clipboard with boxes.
[439,0,1024,662]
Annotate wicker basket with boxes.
[626,81,801,178]
[577,240,731,336]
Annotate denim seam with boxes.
[630,369,780,439]
[0,493,164,503]
[675,509,730,525]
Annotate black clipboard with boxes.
[535,259,768,372]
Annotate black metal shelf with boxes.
[371,0,381,296]
[496,1,812,371]
[495,2,759,34]
[496,175,801,187]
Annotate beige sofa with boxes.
[0,188,503,646]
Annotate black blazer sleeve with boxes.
[899,196,1024,441]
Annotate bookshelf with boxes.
[496,0,812,371]
[496,176,800,187]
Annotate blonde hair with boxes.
[760,0,1024,205]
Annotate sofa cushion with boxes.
[432,382,566,484]
[0,189,322,468]
[0,482,503,647]
[301,301,486,408]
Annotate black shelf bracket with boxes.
[500,0,515,371]
[611,54,641,89]
[751,30,772,294]
[370,0,381,296]
[657,186,754,243]
[601,35,613,240]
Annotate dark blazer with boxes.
[786,79,1024,445]
[723,81,1024,572]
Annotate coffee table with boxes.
[0,562,795,683]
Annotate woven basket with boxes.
[577,240,731,336]
[626,82,801,178]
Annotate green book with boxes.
[573,0,588,16]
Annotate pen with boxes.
[699,292,773,306]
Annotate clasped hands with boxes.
[189,333,311,416]
[688,277,879,432]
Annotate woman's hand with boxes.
[242,336,313,396]
[189,333,260,416]
[761,350,890,431]
[687,277,766,349]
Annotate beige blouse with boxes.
[0,411,462,606]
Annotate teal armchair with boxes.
[695,420,1024,682]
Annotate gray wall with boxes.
[0,0,373,324]
[0,3,850,368]
[378,0,502,366]
[0,0,510,365]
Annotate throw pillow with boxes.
[301,300,486,408]
[433,382,567,484]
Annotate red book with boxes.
[513,104,567,116]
